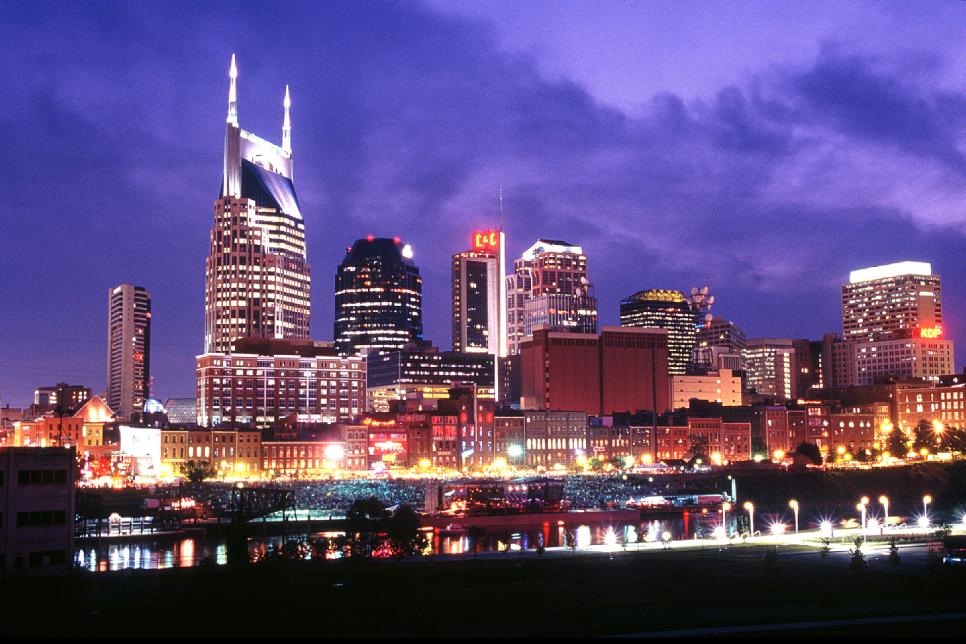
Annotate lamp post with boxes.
[743,501,755,537]
[722,501,731,538]
[923,494,932,524]
[789,499,799,534]
[878,495,889,531]
[858,496,869,534]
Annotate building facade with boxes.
[0,447,76,574]
[334,237,423,357]
[506,239,597,355]
[451,230,506,356]
[520,326,670,416]
[107,284,151,420]
[620,289,697,375]
[196,339,365,428]
[671,369,742,409]
[842,261,942,343]
[205,56,311,354]
[742,339,797,400]
[365,344,494,412]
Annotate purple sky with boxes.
[2,0,965,407]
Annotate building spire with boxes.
[282,84,292,153]
[227,54,238,126]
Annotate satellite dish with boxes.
[575,287,583,296]
[691,287,699,295]
[705,313,713,322]
[580,277,589,286]
[702,286,709,295]
[707,296,715,305]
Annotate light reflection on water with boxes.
[74,518,686,571]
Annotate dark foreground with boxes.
[2,544,965,638]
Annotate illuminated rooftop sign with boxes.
[521,239,583,260]
[849,261,932,284]
[472,230,500,252]
[919,326,943,339]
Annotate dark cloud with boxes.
[1,1,964,405]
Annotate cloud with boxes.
[0,2,964,404]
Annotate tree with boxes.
[912,420,933,452]
[345,497,389,559]
[885,426,907,458]
[688,434,710,460]
[387,505,426,559]
[182,460,217,486]
[888,539,901,570]
[793,443,822,465]
[819,537,832,560]
[466,526,487,559]
[762,546,781,576]
[849,536,866,575]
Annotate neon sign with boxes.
[919,326,943,339]
[472,230,500,251]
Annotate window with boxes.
[16,510,66,527]
[17,470,67,486]
[28,550,66,568]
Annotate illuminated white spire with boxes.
[227,54,238,126]
[282,84,292,153]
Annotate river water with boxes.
[74,517,688,571]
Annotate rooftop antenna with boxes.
[499,185,504,232]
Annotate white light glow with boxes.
[849,261,932,283]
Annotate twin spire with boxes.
[226,54,292,153]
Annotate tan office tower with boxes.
[107,284,151,420]
[842,261,942,342]
[841,262,952,384]
[505,239,597,355]
[205,55,311,354]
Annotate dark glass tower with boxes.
[620,289,697,375]
[335,237,423,356]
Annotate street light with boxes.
[789,499,799,534]
[923,494,932,524]
[858,496,869,533]
[743,501,755,537]
[878,495,889,530]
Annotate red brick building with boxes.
[520,326,670,416]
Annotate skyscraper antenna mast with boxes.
[499,185,504,232]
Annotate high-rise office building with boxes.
[334,236,423,356]
[506,239,597,355]
[205,55,311,354]
[107,284,151,421]
[839,262,953,384]
[842,261,942,343]
[451,230,506,355]
[742,338,796,400]
[620,289,697,375]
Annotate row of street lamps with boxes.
[727,494,934,537]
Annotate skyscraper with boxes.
[107,284,151,421]
[451,230,506,355]
[840,262,952,384]
[506,239,597,355]
[842,261,942,342]
[334,236,423,356]
[742,338,796,400]
[620,289,697,375]
[204,55,311,354]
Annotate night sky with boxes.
[2,0,965,407]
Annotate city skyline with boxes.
[4,1,966,405]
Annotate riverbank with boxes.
[7,540,965,637]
